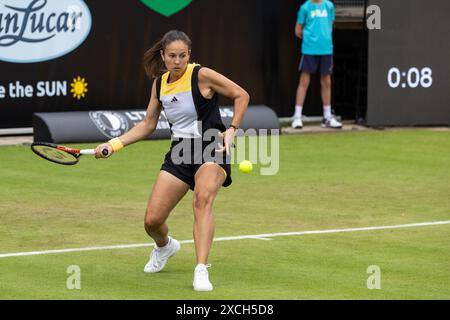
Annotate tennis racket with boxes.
[31,142,109,165]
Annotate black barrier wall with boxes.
[0,0,308,129]
[33,106,280,143]
[367,0,450,126]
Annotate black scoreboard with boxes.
[367,0,450,126]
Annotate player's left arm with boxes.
[198,67,250,154]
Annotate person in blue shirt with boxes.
[292,0,342,129]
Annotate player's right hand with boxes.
[95,143,113,159]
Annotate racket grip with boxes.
[80,149,96,155]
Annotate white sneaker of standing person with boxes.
[291,117,303,129]
[144,236,180,273]
[321,116,342,129]
[193,264,213,292]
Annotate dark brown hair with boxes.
[143,30,192,79]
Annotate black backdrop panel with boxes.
[33,106,280,144]
[0,0,304,129]
[367,0,450,126]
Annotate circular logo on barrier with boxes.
[89,111,129,138]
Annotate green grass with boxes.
[0,129,449,299]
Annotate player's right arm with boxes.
[295,23,303,39]
[95,81,162,158]
[296,3,306,40]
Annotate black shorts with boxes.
[160,138,232,191]
[299,54,333,75]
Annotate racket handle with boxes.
[80,149,96,155]
[79,148,109,156]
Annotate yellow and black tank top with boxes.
[156,63,226,139]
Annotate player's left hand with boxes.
[216,128,237,156]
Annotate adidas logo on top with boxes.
[171,96,178,103]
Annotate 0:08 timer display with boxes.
[387,67,433,89]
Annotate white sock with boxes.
[157,237,171,249]
[323,105,332,120]
[294,105,303,118]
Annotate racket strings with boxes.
[32,145,79,165]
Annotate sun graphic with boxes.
[70,76,88,100]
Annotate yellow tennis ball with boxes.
[239,160,253,173]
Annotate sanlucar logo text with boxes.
[140,0,192,17]
[0,0,92,63]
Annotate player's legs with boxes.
[296,72,311,107]
[320,74,332,107]
[191,162,225,291]
[319,55,341,129]
[192,162,225,264]
[296,54,318,107]
[293,55,318,129]
[319,55,333,111]
[292,72,311,129]
[144,170,190,247]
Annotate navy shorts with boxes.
[299,55,333,75]
[161,138,232,191]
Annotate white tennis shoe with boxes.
[291,117,303,129]
[144,236,180,273]
[193,264,213,292]
[321,116,342,129]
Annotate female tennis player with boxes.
[94,30,249,292]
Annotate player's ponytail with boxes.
[143,39,165,79]
[143,30,192,79]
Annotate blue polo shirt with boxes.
[297,0,335,55]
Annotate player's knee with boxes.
[300,77,310,88]
[193,191,213,212]
[321,77,331,88]
[144,211,164,231]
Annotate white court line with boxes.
[248,237,273,241]
[0,220,449,259]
